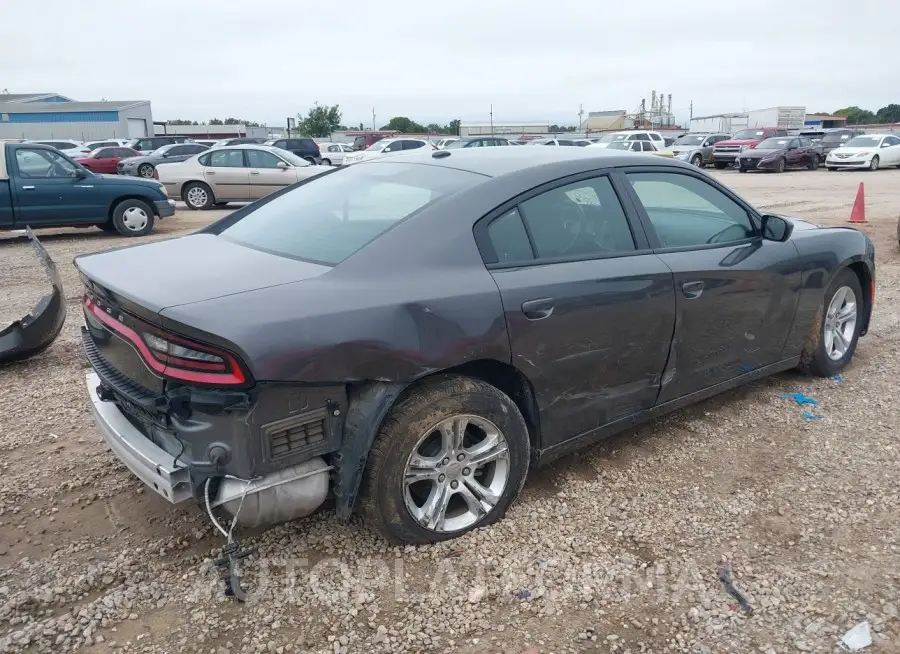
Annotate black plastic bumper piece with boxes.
[0,228,67,364]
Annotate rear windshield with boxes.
[822,132,853,143]
[732,129,765,140]
[219,162,482,265]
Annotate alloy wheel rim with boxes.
[823,286,857,361]
[121,207,148,231]
[871,157,879,171]
[139,165,153,178]
[403,414,510,533]
[187,187,207,207]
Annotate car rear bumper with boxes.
[85,371,193,503]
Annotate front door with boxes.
[479,173,676,446]
[12,147,104,225]
[245,149,296,200]
[621,168,802,402]
[202,149,250,201]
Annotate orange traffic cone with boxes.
[848,182,867,224]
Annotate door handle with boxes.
[206,171,216,175]
[22,186,35,190]
[682,281,704,299]
[250,171,260,175]
[521,298,554,320]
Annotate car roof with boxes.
[362,144,688,178]
[217,144,292,153]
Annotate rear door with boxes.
[475,172,676,445]
[620,167,801,401]
[202,149,250,200]
[88,148,118,173]
[245,148,296,199]
[11,146,104,224]
[881,135,900,165]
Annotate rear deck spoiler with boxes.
[0,228,67,364]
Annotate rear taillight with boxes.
[152,168,159,179]
[84,295,248,386]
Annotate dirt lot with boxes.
[1,170,898,654]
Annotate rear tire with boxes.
[714,162,727,170]
[111,199,155,237]
[799,268,863,377]
[361,375,530,544]
[774,157,785,173]
[807,156,819,171]
[321,158,332,166]
[183,182,214,210]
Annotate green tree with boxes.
[209,118,224,125]
[426,123,443,134]
[167,119,198,125]
[223,117,261,127]
[297,102,343,137]
[875,104,900,124]
[833,106,876,125]
[446,119,461,135]
[380,116,426,133]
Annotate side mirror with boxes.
[75,166,89,178]
[761,214,792,242]
[276,161,289,169]
[881,142,891,148]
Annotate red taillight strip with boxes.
[84,295,246,385]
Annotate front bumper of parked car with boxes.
[826,154,871,168]
[737,156,779,171]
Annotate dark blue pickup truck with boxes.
[0,142,175,237]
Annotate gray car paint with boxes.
[74,147,875,517]
[119,144,209,172]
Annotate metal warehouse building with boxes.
[0,92,154,141]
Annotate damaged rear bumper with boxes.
[0,228,67,364]
[85,371,193,503]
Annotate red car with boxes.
[75,146,140,174]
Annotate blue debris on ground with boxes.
[802,411,823,420]
[777,392,818,406]
[831,375,843,383]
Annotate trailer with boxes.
[689,114,749,134]
[746,106,806,130]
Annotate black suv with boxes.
[127,136,190,153]
[264,138,321,164]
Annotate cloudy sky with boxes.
[3,0,895,128]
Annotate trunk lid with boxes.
[75,234,330,313]
[76,234,330,394]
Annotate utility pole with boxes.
[372,107,376,131]
[689,101,693,125]
[489,104,494,136]
[578,104,584,132]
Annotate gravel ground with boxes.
[1,171,898,654]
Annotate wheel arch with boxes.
[333,358,541,520]
[846,260,874,336]
[182,179,216,204]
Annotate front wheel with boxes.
[138,163,155,178]
[869,155,879,171]
[800,268,863,377]
[691,154,703,167]
[361,375,530,544]
[807,156,819,171]
[774,157,785,173]
[714,162,727,170]
[111,199,155,236]
[183,182,214,210]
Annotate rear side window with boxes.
[488,208,534,263]
[219,162,481,265]
[207,150,245,167]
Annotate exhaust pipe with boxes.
[212,458,331,529]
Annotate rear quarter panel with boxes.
[782,224,874,355]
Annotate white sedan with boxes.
[825,133,900,171]
[342,137,433,165]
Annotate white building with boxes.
[0,92,154,141]
[459,121,550,137]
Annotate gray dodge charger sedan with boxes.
[75,147,875,546]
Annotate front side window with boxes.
[626,172,755,248]
[94,148,116,158]
[207,150,245,167]
[246,149,284,168]
[650,133,662,141]
[518,176,636,259]
[883,135,900,146]
[16,148,80,178]
[219,162,482,265]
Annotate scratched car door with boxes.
[479,173,676,446]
